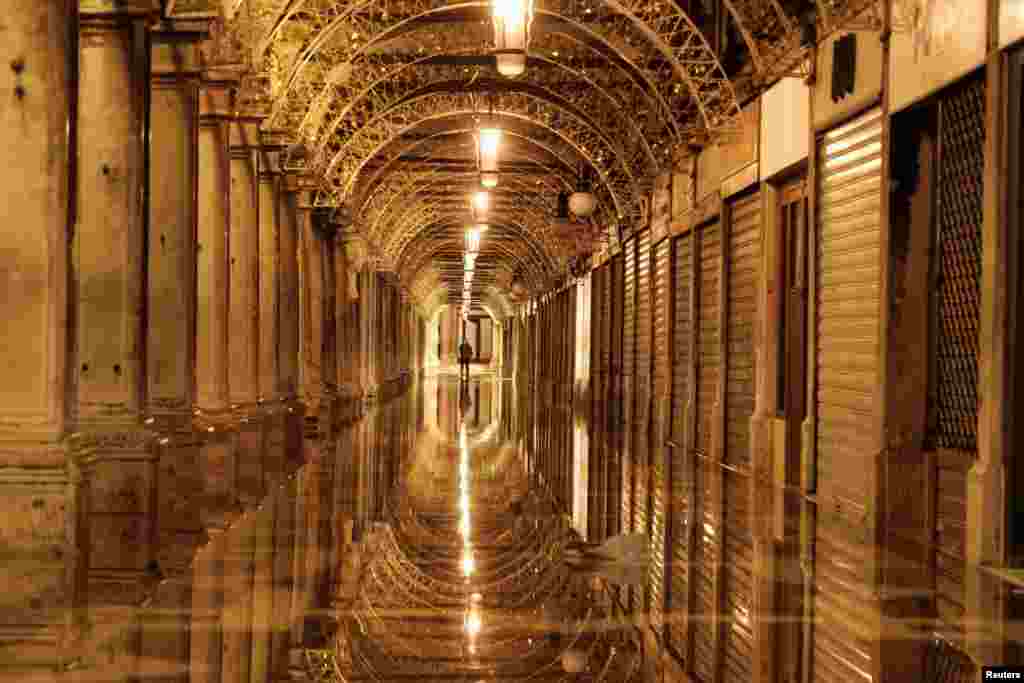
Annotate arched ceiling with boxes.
[212,0,876,313]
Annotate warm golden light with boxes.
[465,609,482,636]
[472,191,489,214]
[462,554,476,577]
[478,128,501,177]
[493,0,533,76]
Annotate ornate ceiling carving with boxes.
[210,0,876,309]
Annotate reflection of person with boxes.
[564,533,649,587]
[459,381,472,417]
[458,339,473,381]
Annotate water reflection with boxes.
[346,375,642,681]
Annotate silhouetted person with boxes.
[458,339,473,381]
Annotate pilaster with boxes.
[73,11,157,680]
[0,0,75,677]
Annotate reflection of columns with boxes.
[271,481,296,677]
[191,529,226,683]
[249,500,274,683]
[221,517,253,683]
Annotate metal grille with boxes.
[931,74,985,451]
[623,239,637,538]
[590,265,608,542]
[635,229,653,561]
[814,107,884,683]
[668,232,693,658]
[722,471,753,683]
[697,222,721,456]
[692,458,716,683]
[650,236,673,638]
[726,193,761,467]
[610,255,626,535]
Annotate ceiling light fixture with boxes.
[478,128,501,188]
[493,0,533,77]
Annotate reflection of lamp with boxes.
[493,0,533,77]
[471,192,490,222]
[465,610,482,636]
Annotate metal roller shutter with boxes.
[668,232,693,658]
[726,193,761,467]
[813,106,884,683]
[610,255,625,535]
[722,470,753,683]
[720,192,760,681]
[697,222,721,456]
[635,229,653,567]
[598,265,612,541]
[650,236,672,636]
[692,458,716,683]
[931,73,984,641]
[589,266,606,542]
[622,239,637,537]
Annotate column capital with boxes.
[79,0,161,20]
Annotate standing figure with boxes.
[459,338,474,381]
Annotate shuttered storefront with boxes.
[668,231,694,659]
[622,239,637,538]
[813,107,884,683]
[634,229,653,610]
[610,255,625,535]
[693,220,721,683]
[722,191,761,682]
[650,236,672,637]
[931,73,985,642]
[590,265,608,542]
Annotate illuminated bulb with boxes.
[496,52,526,77]
[462,555,476,577]
[472,191,489,213]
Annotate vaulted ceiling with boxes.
[193,0,871,314]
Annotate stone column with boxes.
[192,70,237,683]
[0,2,74,677]
[229,119,263,505]
[257,144,286,499]
[141,29,204,683]
[74,11,155,680]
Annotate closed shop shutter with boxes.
[813,106,884,683]
[599,264,613,540]
[589,266,606,542]
[668,232,694,658]
[697,222,721,456]
[721,190,760,682]
[692,458,716,683]
[635,229,653,559]
[726,193,761,467]
[622,239,637,537]
[722,470,753,682]
[610,255,625,535]
[650,236,672,636]
[931,73,984,641]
